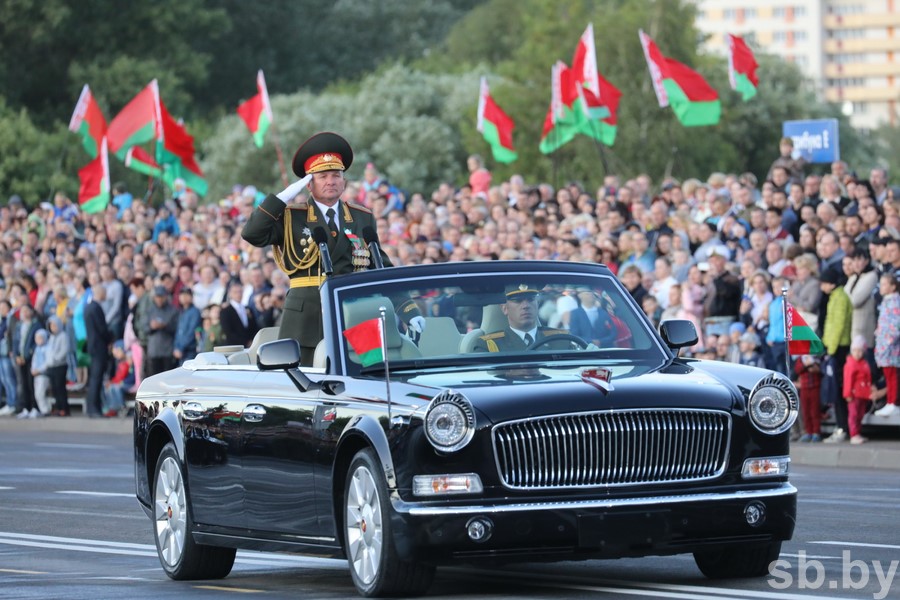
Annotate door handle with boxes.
[243,404,267,423]
[182,402,204,421]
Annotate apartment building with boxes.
[693,1,899,130]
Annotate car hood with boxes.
[401,360,742,424]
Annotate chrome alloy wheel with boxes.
[154,456,187,567]
[345,464,384,585]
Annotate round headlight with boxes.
[748,375,798,435]
[424,390,475,452]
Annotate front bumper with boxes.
[390,483,797,563]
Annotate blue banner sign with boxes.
[782,119,840,163]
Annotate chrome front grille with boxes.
[492,409,731,489]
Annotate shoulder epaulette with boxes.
[480,331,505,340]
[347,201,372,214]
[287,202,308,210]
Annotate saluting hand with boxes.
[276,174,313,203]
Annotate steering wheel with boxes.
[527,333,589,351]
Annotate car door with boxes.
[240,368,321,535]
[179,367,249,529]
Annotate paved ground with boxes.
[1,413,898,471]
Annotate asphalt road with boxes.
[0,429,898,600]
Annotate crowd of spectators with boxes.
[0,140,898,444]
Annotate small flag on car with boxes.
[343,317,385,366]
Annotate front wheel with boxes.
[694,541,782,578]
[344,448,434,597]
[153,442,236,580]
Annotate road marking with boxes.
[55,490,134,498]
[195,585,265,594]
[0,568,47,575]
[780,553,840,560]
[811,540,900,550]
[0,486,14,490]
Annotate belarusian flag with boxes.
[582,73,622,146]
[343,317,385,367]
[124,146,162,177]
[786,303,824,355]
[68,84,107,159]
[107,80,161,160]
[570,23,610,120]
[237,70,273,148]
[639,30,721,127]
[157,100,208,196]
[539,62,583,154]
[78,137,110,214]
[727,34,759,101]
[476,78,517,164]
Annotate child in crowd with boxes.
[843,335,873,444]
[104,341,133,418]
[727,322,746,363]
[738,331,765,368]
[641,295,661,328]
[794,354,823,442]
[29,329,51,417]
[874,273,900,418]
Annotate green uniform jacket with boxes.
[242,194,415,363]
[473,327,571,353]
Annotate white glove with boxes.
[408,316,426,334]
[275,174,312,203]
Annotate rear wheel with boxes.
[344,448,434,597]
[153,442,236,580]
[694,541,782,578]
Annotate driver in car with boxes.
[473,285,574,352]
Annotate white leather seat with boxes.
[313,339,328,369]
[342,296,421,363]
[418,317,462,357]
[459,304,508,353]
[247,327,281,363]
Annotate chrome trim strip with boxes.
[492,408,732,490]
[401,483,797,517]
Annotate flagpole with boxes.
[269,121,290,187]
[378,306,392,425]
[781,284,790,376]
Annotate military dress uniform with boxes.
[473,327,570,353]
[241,132,420,365]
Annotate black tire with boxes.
[152,442,236,580]
[344,448,435,597]
[694,541,782,579]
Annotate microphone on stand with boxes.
[362,226,385,270]
[311,227,334,276]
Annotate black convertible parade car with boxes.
[133,261,798,597]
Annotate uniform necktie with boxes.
[326,208,338,234]
[523,333,534,346]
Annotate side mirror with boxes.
[659,320,699,350]
[257,339,301,370]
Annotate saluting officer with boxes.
[242,132,423,365]
[473,285,571,352]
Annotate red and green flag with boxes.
[476,78,517,164]
[68,84,107,159]
[237,70,273,148]
[343,317,385,367]
[727,33,759,101]
[570,23,610,121]
[539,62,583,154]
[581,72,622,147]
[124,146,162,177]
[157,99,208,196]
[77,137,110,214]
[107,80,161,160]
[786,303,825,356]
[639,30,721,127]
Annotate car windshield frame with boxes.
[327,266,672,377]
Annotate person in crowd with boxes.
[568,288,616,347]
[703,247,742,338]
[220,282,258,348]
[737,331,764,368]
[12,303,40,418]
[0,299,18,416]
[794,354,823,442]
[873,273,900,417]
[146,286,179,376]
[820,268,853,443]
[843,336,873,444]
[45,316,69,416]
[84,284,111,417]
[104,340,132,417]
[173,288,201,365]
[29,328,51,417]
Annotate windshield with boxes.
[333,271,667,375]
